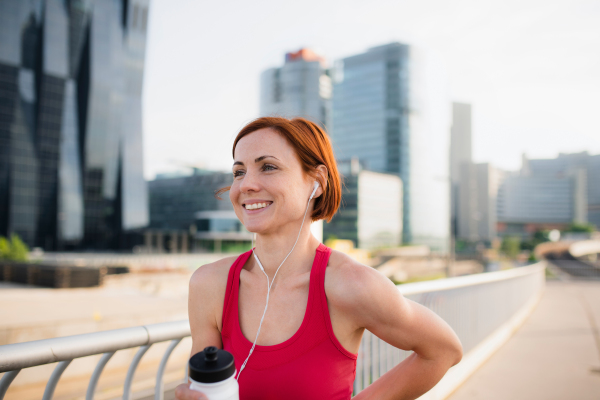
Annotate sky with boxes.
[142,0,600,180]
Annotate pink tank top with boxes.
[221,243,357,399]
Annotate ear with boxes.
[314,165,328,199]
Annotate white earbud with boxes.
[309,181,319,200]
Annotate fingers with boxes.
[174,383,209,400]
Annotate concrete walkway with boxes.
[448,280,600,400]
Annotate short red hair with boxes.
[216,117,342,222]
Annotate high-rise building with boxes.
[0,0,150,250]
[324,160,403,249]
[260,48,331,128]
[450,102,473,238]
[331,43,451,251]
[449,102,501,243]
[457,162,502,242]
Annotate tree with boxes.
[0,236,9,259]
[9,234,29,261]
[501,236,521,259]
[0,234,29,261]
[565,222,596,233]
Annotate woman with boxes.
[176,117,462,400]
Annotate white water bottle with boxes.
[189,346,239,400]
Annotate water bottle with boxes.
[189,346,239,400]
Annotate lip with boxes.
[241,200,273,214]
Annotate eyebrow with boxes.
[233,155,280,166]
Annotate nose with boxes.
[239,169,261,194]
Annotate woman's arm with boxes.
[330,261,463,400]
[175,258,235,400]
[187,258,232,353]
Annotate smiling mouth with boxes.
[243,202,272,210]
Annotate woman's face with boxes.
[230,128,314,234]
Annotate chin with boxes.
[243,219,270,235]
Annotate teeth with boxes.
[245,202,269,210]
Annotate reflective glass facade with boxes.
[260,49,331,128]
[148,172,234,231]
[331,43,450,251]
[0,0,150,250]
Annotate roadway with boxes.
[448,279,600,400]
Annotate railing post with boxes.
[155,338,182,400]
[86,352,115,400]
[42,360,72,400]
[123,345,151,400]
[0,369,20,400]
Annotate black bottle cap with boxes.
[189,346,236,383]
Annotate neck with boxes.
[252,219,319,278]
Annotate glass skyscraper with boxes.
[0,0,150,250]
[331,43,451,251]
[260,48,332,128]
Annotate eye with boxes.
[262,164,277,172]
[233,169,245,178]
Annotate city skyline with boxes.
[143,0,600,179]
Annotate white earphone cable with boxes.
[236,183,318,380]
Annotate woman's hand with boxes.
[174,383,208,400]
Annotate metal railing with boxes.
[353,263,545,394]
[0,263,545,400]
[0,321,190,400]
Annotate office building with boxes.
[148,170,252,252]
[324,160,403,249]
[523,152,600,229]
[497,171,586,237]
[0,0,150,250]
[496,152,599,237]
[260,48,332,128]
[331,43,450,251]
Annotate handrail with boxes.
[0,263,546,400]
[0,320,190,372]
[397,263,545,295]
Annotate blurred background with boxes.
[0,0,599,399]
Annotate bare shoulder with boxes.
[325,249,398,312]
[190,256,237,298]
[189,256,241,305]
[189,255,238,295]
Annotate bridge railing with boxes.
[0,263,545,400]
[354,262,546,399]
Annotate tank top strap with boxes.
[221,250,252,338]
[314,244,358,360]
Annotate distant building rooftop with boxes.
[285,48,325,65]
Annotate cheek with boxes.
[229,182,240,204]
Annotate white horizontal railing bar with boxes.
[0,320,190,372]
[397,262,545,296]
